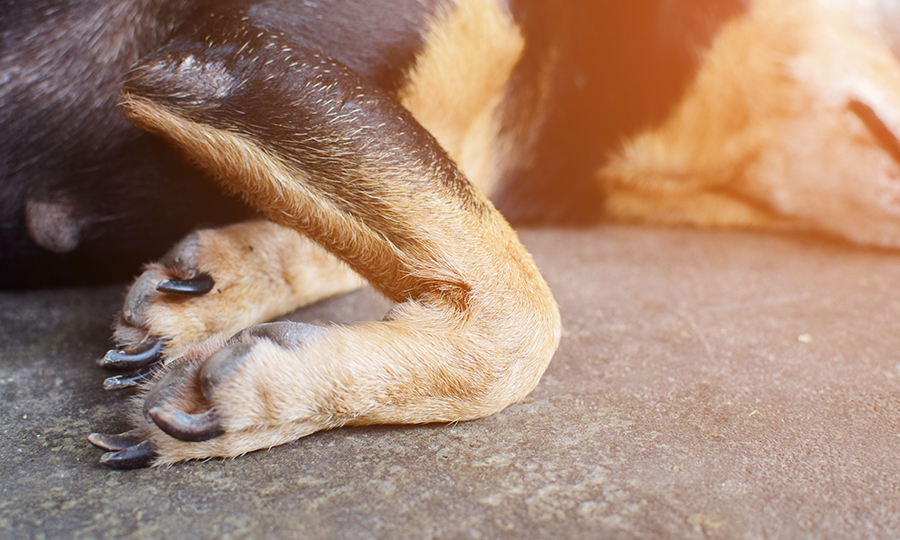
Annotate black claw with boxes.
[148,407,224,442]
[100,337,164,370]
[99,440,157,470]
[88,431,144,451]
[103,364,161,391]
[156,273,215,296]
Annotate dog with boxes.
[3,0,900,468]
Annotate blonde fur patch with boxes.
[599,0,805,230]
[600,0,900,247]
[399,0,525,195]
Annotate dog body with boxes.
[3,0,900,467]
[2,0,747,285]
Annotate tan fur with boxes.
[399,0,525,195]
[600,0,900,247]
[113,0,529,365]
[120,74,560,464]
[106,0,900,465]
[114,220,363,361]
[122,93,479,298]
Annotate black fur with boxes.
[0,0,748,287]
[0,0,445,287]
[1,0,248,286]
[124,6,487,246]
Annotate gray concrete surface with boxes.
[2,225,900,539]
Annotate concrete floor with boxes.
[2,225,900,539]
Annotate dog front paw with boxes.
[103,221,363,388]
[107,228,224,367]
[91,322,329,468]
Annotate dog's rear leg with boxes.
[95,31,560,466]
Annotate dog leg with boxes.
[92,22,560,467]
[105,0,529,373]
[104,219,363,378]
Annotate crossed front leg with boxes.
[101,219,363,391]
[90,20,560,468]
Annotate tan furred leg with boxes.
[113,220,363,361]
[111,0,526,361]
[106,22,559,463]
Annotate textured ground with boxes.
[2,225,899,540]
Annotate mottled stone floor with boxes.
[2,225,899,539]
